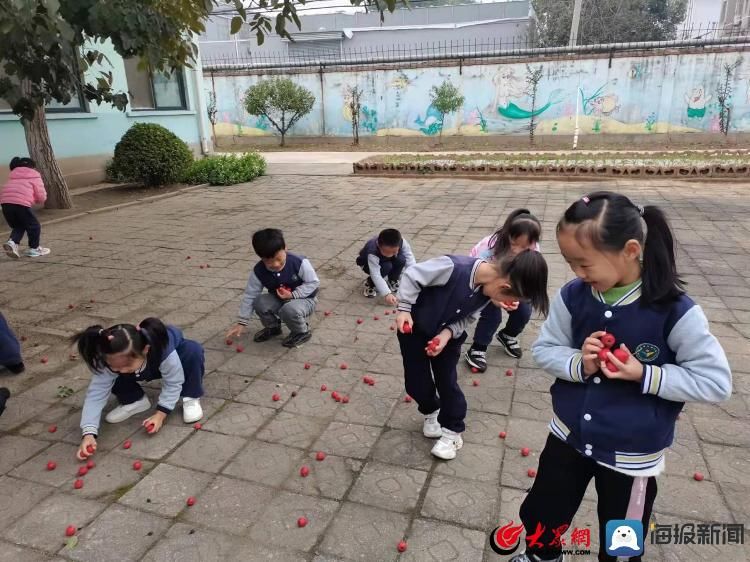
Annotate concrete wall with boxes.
[0,41,207,187]
[206,49,750,139]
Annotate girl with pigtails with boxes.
[72,317,205,460]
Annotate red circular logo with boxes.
[490,521,525,555]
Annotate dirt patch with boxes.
[33,183,192,223]
[218,132,750,153]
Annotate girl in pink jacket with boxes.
[1,157,50,258]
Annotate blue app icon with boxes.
[605,520,644,556]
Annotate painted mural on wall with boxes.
[207,51,750,138]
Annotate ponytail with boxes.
[71,325,108,371]
[641,206,685,303]
[137,317,168,370]
[498,249,550,316]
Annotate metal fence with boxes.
[202,24,750,72]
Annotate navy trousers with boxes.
[112,340,205,405]
[2,204,41,248]
[397,328,468,433]
[0,313,22,368]
[356,256,406,282]
[471,300,532,348]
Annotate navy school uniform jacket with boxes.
[80,325,203,436]
[356,236,417,296]
[237,252,320,325]
[0,312,22,367]
[532,279,732,473]
[396,255,490,338]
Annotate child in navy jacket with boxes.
[227,228,320,348]
[514,192,732,562]
[356,228,416,304]
[396,250,549,460]
[0,312,24,374]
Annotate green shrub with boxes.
[108,123,194,186]
[185,153,266,186]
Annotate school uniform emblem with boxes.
[634,343,659,363]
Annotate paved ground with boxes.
[1,175,749,562]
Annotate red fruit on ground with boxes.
[89,236,93,240]
[236,345,244,353]
[297,517,308,528]
[65,525,77,537]
[78,466,88,477]
[397,541,408,553]
[404,395,412,403]
[90,298,96,303]
[598,349,610,363]
[694,472,704,481]
[600,333,616,348]
[472,380,479,386]
[225,339,233,346]
[186,256,191,259]
[68,304,74,309]
[362,376,370,384]
[402,323,412,334]
[20,335,27,341]
[132,461,142,471]
[186,496,196,506]
[194,423,202,430]
[320,384,327,391]
[300,466,310,477]
[340,363,348,370]
[331,391,340,401]
[304,362,311,369]
[86,445,95,454]
[521,447,530,457]
[384,311,390,315]
[199,265,205,269]
[527,469,537,477]
[324,311,332,316]
[390,325,395,331]
[471,367,479,373]
[123,440,132,450]
[74,479,84,489]
[373,316,379,320]
[272,393,281,402]
[368,379,375,386]
[48,425,57,433]
[47,461,57,471]
[40,357,48,364]
[357,318,364,324]
[86,460,95,469]
[505,369,513,377]
[613,349,629,363]
[499,431,507,439]
[342,395,350,403]
[315,451,326,461]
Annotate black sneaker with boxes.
[0,387,9,417]
[363,279,377,298]
[253,326,282,342]
[6,362,25,374]
[497,331,523,358]
[388,278,400,292]
[282,331,312,348]
[464,348,487,372]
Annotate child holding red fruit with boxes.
[516,192,733,562]
[73,318,205,460]
[395,251,549,460]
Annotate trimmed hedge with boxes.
[107,123,194,186]
[185,153,266,186]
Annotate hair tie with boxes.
[581,196,590,205]
[636,205,645,216]
[107,335,114,341]
[98,329,103,335]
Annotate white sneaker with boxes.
[105,395,151,423]
[25,246,51,257]
[423,410,442,438]
[3,240,20,259]
[431,428,463,460]
[182,397,203,423]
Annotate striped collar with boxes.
[590,280,642,306]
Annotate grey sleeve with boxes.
[531,291,587,383]
[642,305,732,402]
[156,351,185,414]
[80,370,118,436]
[238,271,264,325]
[396,256,454,313]
[368,254,391,296]
[446,301,490,338]
[401,239,417,268]
[292,259,320,299]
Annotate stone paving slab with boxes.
[2,175,750,561]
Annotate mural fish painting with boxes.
[414,104,444,135]
[685,86,712,119]
[497,89,564,120]
[580,85,619,116]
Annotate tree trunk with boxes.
[280,113,286,147]
[22,107,72,209]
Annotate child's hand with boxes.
[499,300,519,311]
[601,344,643,382]
[143,412,166,434]
[226,324,245,339]
[582,331,607,377]
[396,311,413,334]
[425,329,452,357]
[276,287,293,300]
[385,293,398,306]
[77,435,97,460]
